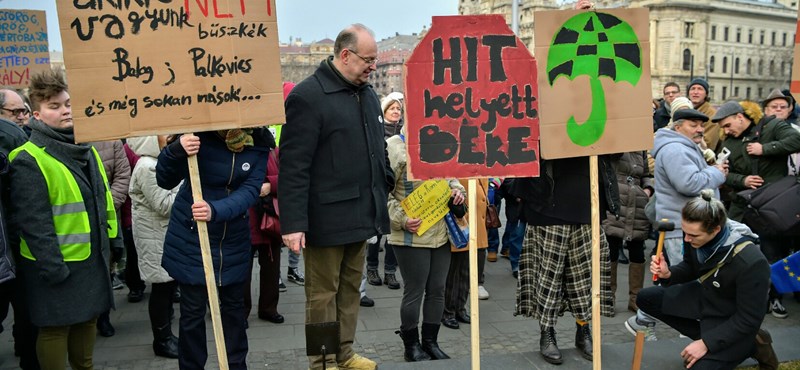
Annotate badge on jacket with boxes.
[712,281,720,288]
[242,163,251,171]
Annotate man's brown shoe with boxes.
[338,353,377,370]
[487,251,497,262]
[753,328,779,370]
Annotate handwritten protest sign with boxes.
[55,0,285,142]
[400,180,451,236]
[0,9,49,88]
[534,8,652,159]
[404,15,540,180]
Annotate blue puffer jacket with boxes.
[157,130,270,286]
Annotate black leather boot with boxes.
[575,322,593,361]
[396,327,431,362]
[152,324,179,359]
[540,327,562,364]
[420,323,450,360]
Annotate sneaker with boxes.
[478,285,490,300]
[287,267,305,285]
[769,298,788,319]
[111,273,124,290]
[278,278,287,293]
[338,353,377,370]
[624,315,657,342]
[359,295,374,307]
[366,269,382,286]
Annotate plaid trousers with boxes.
[515,224,614,329]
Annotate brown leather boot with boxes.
[628,263,645,312]
[753,328,779,370]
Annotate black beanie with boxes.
[687,78,709,95]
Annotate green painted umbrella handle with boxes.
[567,77,607,147]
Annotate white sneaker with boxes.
[625,315,657,342]
[478,285,490,300]
[770,298,788,319]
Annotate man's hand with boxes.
[681,340,708,369]
[180,134,200,156]
[714,162,729,176]
[743,175,764,189]
[574,0,594,9]
[283,232,305,254]
[405,218,422,233]
[746,142,763,156]
[450,189,465,205]
[260,182,271,197]
[650,254,671,279]
[192,200,212,222]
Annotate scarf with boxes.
[217,129,253,153]
[696,224,730,264]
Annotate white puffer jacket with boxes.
[128,136,179,283]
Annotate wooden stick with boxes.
[631,331,645,370]
[468,179,480,370]
[589,155,601,370]
[187,150,229,370]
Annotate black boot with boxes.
[420,323,450,360]
[540,327,562,364]
[152,324,179,359]
[97,311,115,337]
[575,322,593,361]
[396,327,431,362]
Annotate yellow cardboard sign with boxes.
[400,180,451,236]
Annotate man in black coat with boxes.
[279,23,393,370]
[653,82,680,132]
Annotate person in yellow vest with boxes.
[8,70,117,370]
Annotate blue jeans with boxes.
[502,219,525,271]
[366,236,396,274]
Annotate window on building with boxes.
[746,59,752,74]
[722,86,728,100]
[734,58,740,74]
[781,61,786,76]
[772,31,776,46]
[683,49,692,71]
[736,28,741,43]
[684,22,694,38]
[722,57,728,73]
[746,87,751,99]
[758,59,764,75]
[758,87,763,98]
[734,87,739,97]
[711,25,717,40]
[724,27,729,41]
[748,29,753,44]
[770,60,775,74]
[783,32,788,46]
[760,30,765,44]
[709,56,715,73]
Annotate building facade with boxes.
[279,38,335,84]
[458,0,798,102]
[370,33,423,97]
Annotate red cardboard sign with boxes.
[404,15,540,180]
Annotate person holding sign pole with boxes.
[156,128,272,370]
[8,70,116,370]
[279,23,393,370]
[386,125,465,362]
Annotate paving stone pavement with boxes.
[2,238,799,369]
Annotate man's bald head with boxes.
[0,89,27,126]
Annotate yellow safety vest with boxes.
[9,142,118,261]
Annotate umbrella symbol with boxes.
[546,12,642,146]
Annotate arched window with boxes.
[682,49,692,71]
[734,58,740,74]
[746,59,752,74]
[722,57,728,73]
[709,56,715,73]
[758,60,764,75]
[770,60,775,75]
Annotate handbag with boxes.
[486,204,501,229]
[738,175,800,235]
[259,196,281,237]
[444,212,469,249]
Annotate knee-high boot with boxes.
[421,323,450,360]
[628,263,645,312]
[396,327,430,362]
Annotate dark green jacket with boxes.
[724,115,800,221]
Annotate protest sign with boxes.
[0,9,49,88]
[400,180,451,236]
[404,15,540,180]
[55,0,285,142]
[534,8,652,159]
[792,7,800,102]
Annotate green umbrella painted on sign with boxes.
[547,12,642,147]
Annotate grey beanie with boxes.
[687,78,709,94]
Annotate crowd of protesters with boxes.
[0,5,798,369]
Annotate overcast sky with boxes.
[0,0,458,51]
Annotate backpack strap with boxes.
[698,241,753,283]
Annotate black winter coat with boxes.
[157,130,270,286]
[653,100,671,131]
[279,57,393,247]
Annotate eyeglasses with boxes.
[664,90,680,96]
[1,107,27,116]
[347,49,378,65]
[767,104,789,110]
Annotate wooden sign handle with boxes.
[187,146,229,370]
[590,155,602,370]
[468,179,481,370]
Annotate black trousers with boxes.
[123,226,145,291]
[443,249,485,319]
[149,281,176,330]
[178,283,248,370]
[0,278,39,369]
[244,241,281,318]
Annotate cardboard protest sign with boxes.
[0,9,49,88]
[55,0,284,142]
[404,15,540,180]
[534,8,652,159]
[791,7,800,103]
[400,180,451,236]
